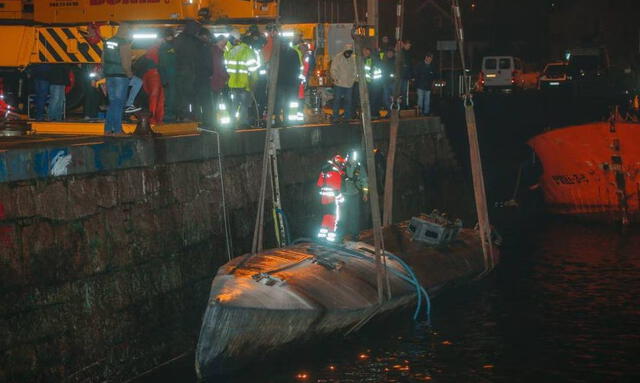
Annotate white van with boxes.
[481,56,524,91]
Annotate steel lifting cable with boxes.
[292,238,431,324]
[451,0,495,272]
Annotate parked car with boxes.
[480,56,525,92]
[565,47,611,97]
[538,61,568,90]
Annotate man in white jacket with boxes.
[330,44,357,122]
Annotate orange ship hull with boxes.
[528,121,640,224]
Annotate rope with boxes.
[197,127,234,261]
[293,238,431,323]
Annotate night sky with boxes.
[280,0,640,69]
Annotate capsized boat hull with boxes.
[528,121,640,224]
[195,222,497,378]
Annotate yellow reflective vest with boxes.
[225,42,259,91]
[364,57,383,83]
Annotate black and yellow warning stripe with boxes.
[37,27,103,64]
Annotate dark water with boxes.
[137,219,640,383]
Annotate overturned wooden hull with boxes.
[195,222,497,378]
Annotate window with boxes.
[544,64,566,78]
[484,58,497,70]
[499,58,512,70]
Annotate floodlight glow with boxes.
[133,33,158,39]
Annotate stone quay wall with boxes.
[0,118,473,382]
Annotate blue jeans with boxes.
[417,88,431,115]
[34,79,49,120]
[126,76,143,107]
[333,85,353,120]
[48,85,65,121]
[105,77,129,133]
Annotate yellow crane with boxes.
[0,0,277,114]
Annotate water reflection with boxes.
[137,221,640,382]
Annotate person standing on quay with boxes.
[210,34,229,127]
[158,28,177,122]
[102,23,133,134]
[415,52,435,116]
[47,64,70,121]
[330,44,357,122]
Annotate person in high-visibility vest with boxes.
[363,47,383,118]
[316,155,347,242]
[380,47,396,113]
[246,27,267,124]
[225,34,259,127]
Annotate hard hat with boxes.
[332,155,346,166]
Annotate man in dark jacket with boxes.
[81,64,101,119]
[380,48,396,112]
[275,42,302,126]
[194,27,214,125]
[174,20,201,121]
[414,52,435,116]
[158,28,177,122]
[211,34,229,127]
[400,40,413,108]
[29,63,51,121]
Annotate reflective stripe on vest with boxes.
[365,57,382,81]
[226,43,256,90]
[103,37,127,76]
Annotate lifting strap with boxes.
[383,0,405,227]
[352,0,391,305]
[229,3,283,276]
[251,32,282,256]
[451,0,495,272]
